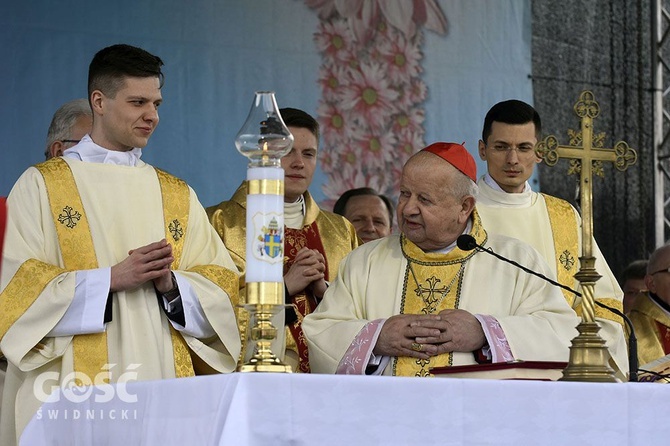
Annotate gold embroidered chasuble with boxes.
[10,160,199,381]
[628,294,670,366]
[302,209,581,376]
[207,182,359,370]
[0,157,241,445]
[475,177,628,374]
[394,218,485,377]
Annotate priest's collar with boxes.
[480,173,533,207]
[284,195,305,229]
[401,210,487,264]
[62,135,143,166]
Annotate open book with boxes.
[430,360,568,381]
[638,354,670,383]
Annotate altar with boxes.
[20,373,670,446]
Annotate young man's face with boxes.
[478,121,540,193]
[91,76,162,152]
[281,126,318,203]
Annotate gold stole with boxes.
[154,168,195,378]
[394,211,486,377]
[33,159,194,381]
[542,194,623,326]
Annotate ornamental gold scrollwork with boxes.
[613,141,638,171]
[535,135,560,166]
[574,91,599,118]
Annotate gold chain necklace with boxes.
[407,260,466,314]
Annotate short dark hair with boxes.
[481,100,541,142]
[279,107,320,142]
[333,187,394,226]
[621,259,648,284]
[88,44,164,100]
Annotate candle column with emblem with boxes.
[235,91,294,372]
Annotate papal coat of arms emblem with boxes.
[251,213,284,264]
[261,217,282,258]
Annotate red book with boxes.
[430,360,568,381]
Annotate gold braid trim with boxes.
[542,194,579,308]
[155,168,189,266]
[180,265,239,375]
[187,265,240,310]
[36,159,109,383]
[0,259,65,342]
[155,168,194,378]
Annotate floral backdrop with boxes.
[1,1,533,206]
[305,0,448,208]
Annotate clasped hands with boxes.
[110,239,174,293]
[284,247,327,298]
[373,310,487,359]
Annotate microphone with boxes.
[457,234,639,382]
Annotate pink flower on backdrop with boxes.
[318,148,336,174]
[317,100,349,148]
[392,107,425,137]
[317,63,351,102]
[305,0,447,43]
[339,62,399,131]
[338,143,361,168]
[352,130,398,168]
[322,164,388,198]
[378,27,423,84]
[320,164,360,200]
[395,125,426,161]
[314,19,355,62]
[397,78,428,109]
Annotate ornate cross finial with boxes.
[535,91,637,260]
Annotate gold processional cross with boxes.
[535,90,637,382]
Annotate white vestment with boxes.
[303,233,580,375]
[475,176,628,375]
[0,157,241,445]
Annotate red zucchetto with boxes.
[421,142,477,182]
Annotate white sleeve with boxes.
[47,268,110,336]
[166,272,215,339]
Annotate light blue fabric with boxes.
[0,0,534,206]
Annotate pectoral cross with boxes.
[536,91,637,382]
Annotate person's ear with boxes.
[645,274,655,294]
[459,195,476,223]
[478,140,487,161]
[90,90,104,114]
[48,141,64,159]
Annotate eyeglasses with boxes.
[487,144,537,157]
[651,267,670,275]
[61,139,80,144]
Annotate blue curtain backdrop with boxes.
[0,0,533,207]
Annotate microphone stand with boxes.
[460,236,638,382]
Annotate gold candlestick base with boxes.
[559,321,620,383]
[237,303,292,373]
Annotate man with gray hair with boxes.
[629,244,670,365]
[44,98,92,159]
